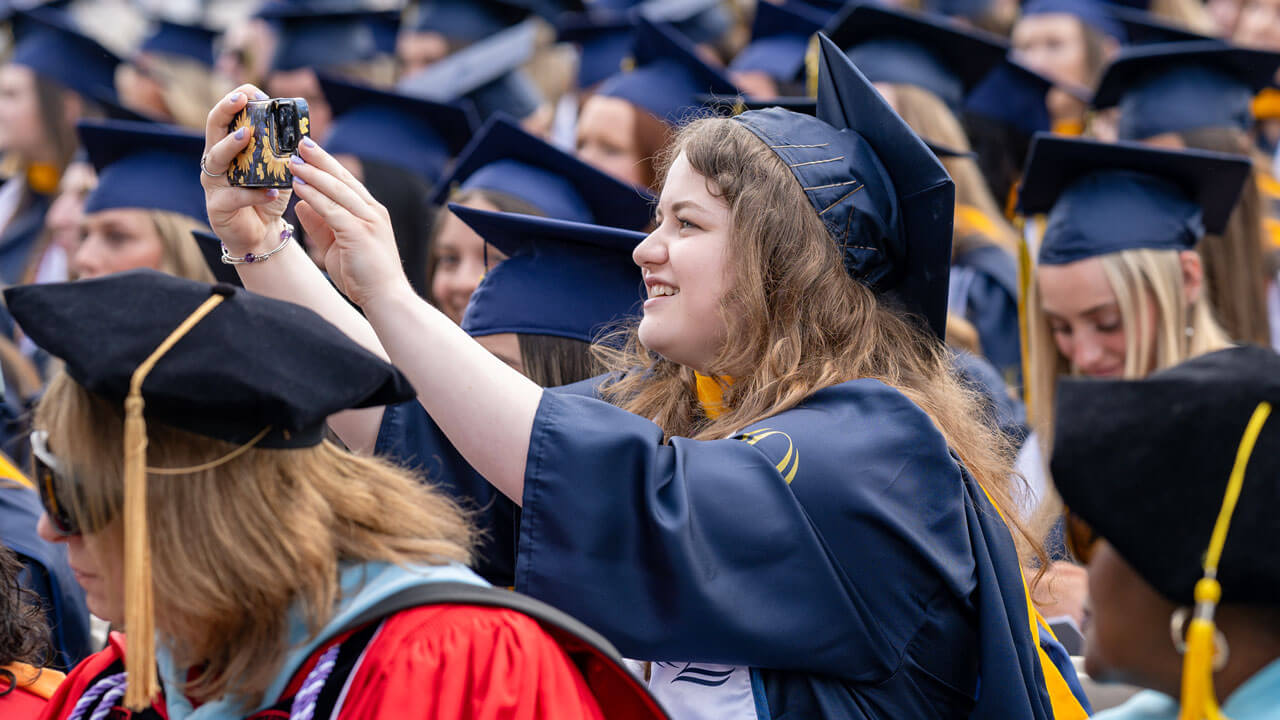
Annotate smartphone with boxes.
[226,98,310,189]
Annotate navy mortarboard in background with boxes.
[964,59,1058,137]
[321,74,477,184]
[259,5,400,72]
[921,0,998,22]
[453,205,645,342]
[1020,0,1126,42]
[636,0,732,46]
[1052,344,1280,605]
[77,119,208,223]
[432,116,653,229]
[823,3,1008,109]
[556,11,636,89]
[408,0,530,41]
[734,32,954,339]
[728,1,825,89]
[1018,134,1251,265]
[1092,41,1280,140]
[8,8,122,105]
[191,229,242,287]
[138,18,219,67]
[5,270,415,448]
[398,19,544,123]
[1106,5,1213,44]
[595,17,737,124]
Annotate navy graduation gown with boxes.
[515,378,1061,718]
[950,244,1022,389]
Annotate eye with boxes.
[677,216,700,231]
[1048,321,1071,337]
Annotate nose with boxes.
[36,513,66,544]
[632,228,668,270]
[1071,331,1108,374]
[71,237,101,279]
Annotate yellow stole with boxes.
[694,373,733,419]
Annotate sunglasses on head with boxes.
[1064,509,1099,565]
[30,430,81,537]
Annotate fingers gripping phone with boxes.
[226,98,310,188]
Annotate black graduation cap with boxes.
[5,270,414,448]
[410,0,530,40]
[259,6,400,72]
[138,18,219,67]
[964,59,1055,136]
[728,0,825,84]
[431,116,654,230]
[78,119,208,224]
[1106,6,1214,44]
[320,74,477,184]
[1020,0,1126,42]
[823,3,1009,109]
[397,19,544,122]
[9,8,122,104]
[1017,134,1252,265]
[191,230,242,287]
[636,0,733,45]
[1051,345,1280,605]
[556,10,636,89]
[1092,41,1280,140]
[452,205,646,342]
[733,33,954,339]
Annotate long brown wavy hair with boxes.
[34,372,475,709]
[593,117,1042,559]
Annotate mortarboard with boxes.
[410,0,530,41]
[595,17,738,124]
[1092,41,1280,140]
[78,120,208,224]
[452,204,645,342]
[728,0,825,85]
[397,19,544,122]
[259,6,400,72]
[1051,344,1280,606]
[1020,0,1127,42]
[637,0,733,45]
[556,10,636,89]
[191,230,242,287]
[138,19,219,67]
[320,74,477,184]
[963,58,1056,136]
[1105,6,1213,44]
[733,33,954,339]
[823,3,1009,110]
[432,115,654,229]
[9,8,122,103]
[1017,134,1252,265]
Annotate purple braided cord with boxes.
[89,680,129,720]
[289,644,341,720]
[67,672,127,720]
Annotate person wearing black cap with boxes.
[17,271,662,720]
[398,0,530,76]
[201,37,1090,719]
[1051,345,1280,718]
[1012,0,1123,135]
[725,0,824,100]
[118,19,229,130]
[1093,41,1280,348]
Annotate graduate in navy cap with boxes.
[398,0,531,76]
[1015,136,1246,579]
[1093,42,1280,348]
[636,0,742,64]
[69,120,213,283]
[1013,0,1124,135]
[202,35,1091,720]
[118,19,229,130]
[727,0,824,100]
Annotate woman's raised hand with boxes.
[287,137,412,309]
[201,84,292,256]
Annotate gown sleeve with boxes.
[336,605,605,720]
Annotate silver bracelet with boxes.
[222,222,294,265]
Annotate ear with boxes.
[1178,250,1203,307]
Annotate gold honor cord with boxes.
[1177,401,1272,720]
[122,293,227,710]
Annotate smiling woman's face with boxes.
[1037,257,1132,378]
[631,152,732,372]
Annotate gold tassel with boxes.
[121,293,227,710]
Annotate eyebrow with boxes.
[1044,302,1120,320]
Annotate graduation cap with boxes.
[397,19,544,122]
[823,3,1009,109]
[78,119,208,224]
[1020,0,1127,42]
[259,6,400,72]
[596,17,738,124]
[733,33,954,339]
[556,10,636,89]
[320,74,477,185]
[191,230,242,287]
[728,1,825,84]
[637,0,733,45]
[5,268,414,708]
[431,116,654,229]
[1092,41,1280,140]
[1105,5,1214,44]
[410,0,530,40]
[1017,134,1252,265]
[451,205,645,342]
[138,19,219,67]
[9,8,123,103]
[963,58,1055,136]
[1052,344,1280,606]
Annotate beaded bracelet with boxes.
[221,222,294,265]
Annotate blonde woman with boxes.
[199,36,1091,719]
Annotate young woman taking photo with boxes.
[201,39,1088,719]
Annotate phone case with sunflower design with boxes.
[226,98,310,189]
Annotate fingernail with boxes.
[302,137,317,148]
[290,155,304,165]
[228,92,243,104]
[266,188,280,199]
[234,127,247,140]
[254,90,268,100]
[293,175,307,186]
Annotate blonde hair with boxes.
[1149,0,1218,33]
[1025,248,1230,535]
[148,54,235,131]
[149,211,215,283]
[33,372,474,709]
[884,84,1021,257]
[595,117,1042,561]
